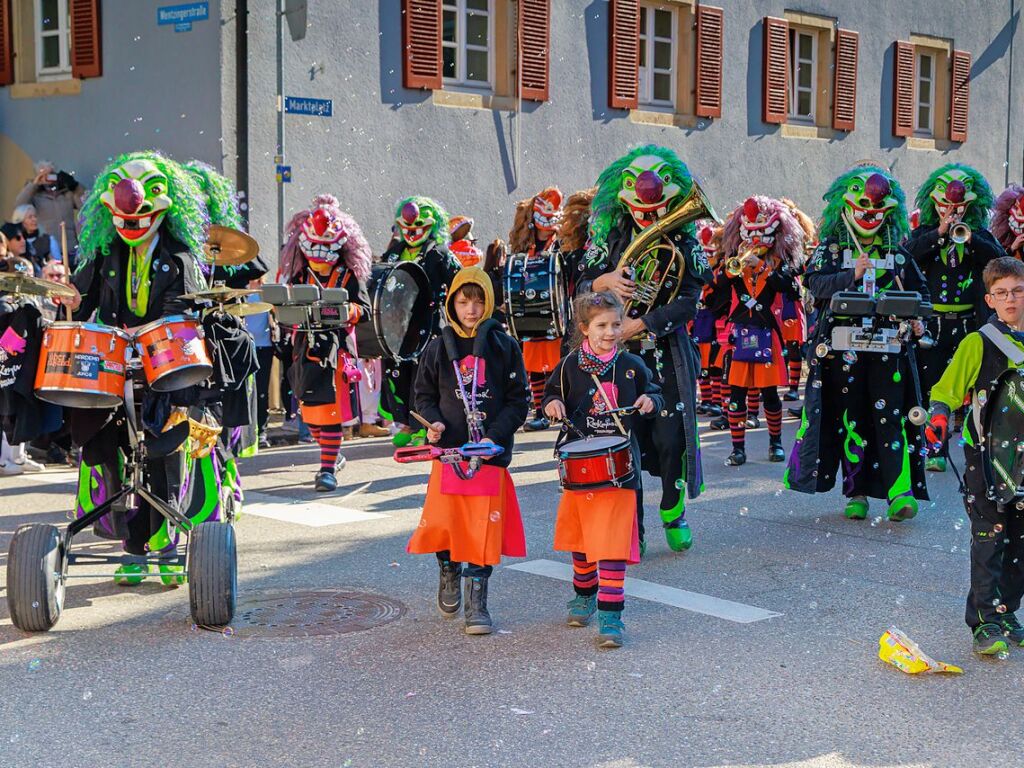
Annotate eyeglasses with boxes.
[9,234,23,241]
[989,287,1024,300]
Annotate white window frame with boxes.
[638,3,677,111]
[35,0,72,81]
[441,0,493,90]
[788,28,817,123]
[914,51,935,136]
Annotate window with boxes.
[788,28,816,122]
[35,0,71,81]
[441,0,492,89]
[915,51,934,135]
[638,4,675,109]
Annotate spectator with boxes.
[0,223,27,262]
[0,255,44,474]
[244,278,275,449]
[13,160,87,256]
[12,204,60,275]
[39,260,68,321]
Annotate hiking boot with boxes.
[768,438,785,462]
[359,423,390,438]
[463,576,493,635]
[1000,614,1024,647]
[660,509,693,552]
[783,390,800,402]
[437,561,462,617]
[925,456,947,472]
[709,415,729,430]
[887,496,918,522]
[843,497,868,520]
[524,416,550,432]
[567,594,597,627]
[314,470,337,492]
[597,610,625,648]
[973,623,1010,656]
[726,448,746,466]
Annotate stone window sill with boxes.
[907,136,957,151]
[432,89,516,112]
[10,79,82,99]
[629,109,700,129]
[781,123,838,140]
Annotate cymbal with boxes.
[0,272,77,299]
[222,301,273,318]
[181,284,259,302]
[202,225,260,266]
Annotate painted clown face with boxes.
[299,207,348,269]
[396,200,435,248]
[618,155,685,229]
[532,190,563,231]
[1009,195,1024,239]
[100,159,172,246]
[929,169,978,222]
[842,171,898,239]
[739,198,780,253]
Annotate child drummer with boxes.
[408,266,530,634]
[542,292,663,648]
[925,257,1024,655]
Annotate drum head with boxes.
[368,262,432,360]
[984,369,1024,504]
[559,435,630,456]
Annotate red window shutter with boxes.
[762,17,789,124]
[949,49,971,143]
[695,5,724,119]
[0,0,11,87]
[608,0,639,110]
[402,0,441,90]
[831,29,859,132]
[70,0,102,79]
[518,0,550,102]
[892,41,915,138]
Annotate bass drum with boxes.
[503,251,570,341]
[983,368,1024,504]
[356,261,433,361]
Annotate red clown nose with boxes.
[946,179,966,203]
[743,197,760,221]
[311,208,330,236]
[114,178,145,215]
[635,171,664,205]
[699,226,713,246]
[864,173,891,205]
[401,201,419,224]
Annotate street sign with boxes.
[276,165,292,183]
[157,2,209,28]
[284,97,333,117]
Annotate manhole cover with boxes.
[226,589,406,638]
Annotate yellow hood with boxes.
[444,266,495,338]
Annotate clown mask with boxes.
[100,159,172,246]
[1009,195,1024,239]
[842,171,898,239]
[618,155,685,229]
[396,200,435,248]
[299,207,348,272]
[739,198,779,253]
[929,169,978,223]
[532,190,563,232]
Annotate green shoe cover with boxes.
[409,429,427,447]
[887,496,918,522]
[925,456,947,472]
[114,564,148,585]
[392,430,412,448]
[158,564,186,587]
[660,503,692,552]
[843,498,869,520]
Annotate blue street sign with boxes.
[157,2,209,26]
[284,97,333,118]
[276,165,292,183]
[174,22,192,32]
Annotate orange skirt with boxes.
[699,341,726,370]
[728,334,787,388]
[300,364,354,426]
[407,462,526,566]
[522,338,561,374]
[553,487,639,564]
[780,316,806,344]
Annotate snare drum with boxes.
[356,261,433,361]
[34,323,132,408]
[556,435,635,491]
[503,251,570,341]
[135,315,213,391]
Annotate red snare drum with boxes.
[135,315,212,391]
[34,322,132,408]
[556,435,635,491]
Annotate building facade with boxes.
[1,0,1022,263]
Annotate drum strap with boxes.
[978,323,1024,366]
[590,372,627,437]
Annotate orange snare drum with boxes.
[34,322,132,408]
[556,435,635,491]
[135,315,212,391]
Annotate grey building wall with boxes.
[243,0,1024,267]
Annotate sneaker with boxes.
[783,391,800,402]
[298,435,316,445]
[696,402,709,415]
[768,440,785,462]
[523,417,550,432]
[359,423,390,438]
[887,496,917,522]
[843,497,869,520]
[745,415,760,430]
[0,461,24,476]
[708,415,729,431]
[463,576,493,635]
[314,470,337,492]
[13,458,44,473]
[567,594,597,627]
[725,448,746,466]
[597,609,625,648]
[335,454,347,472]
[1000,614,1024,647]
[925,456,947,473]
[258,435,272,450]
[973,623,1010,656]
[437,562,462,617]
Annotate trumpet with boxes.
[950,220,972,245]
[725,245,763,277]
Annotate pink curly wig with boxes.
[991,184,1024,251]
[722,195,805,271]
[279,194,372,283]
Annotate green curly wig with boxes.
[395,196,450,246]
[915,162,994,231]
[819,165,909,248]
[184,160,243,230]
[77,151,208,265]
[588,144,695,250]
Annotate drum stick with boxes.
[59,222,71,321]
[409,410,436,431]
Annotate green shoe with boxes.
[409,429,427,447]
[567,594,597,627]
[157,564,186,587]
[973,623,1010,656]
[392,429,413,448]
[660,504,693,552]
[925,456,947,472]
[887,496,918,522]
[1000,614,1024,647]
[597,609,625,648]
[843,497,869,520]
[114,563,148,586]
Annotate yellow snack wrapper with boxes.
[878,627,963,675]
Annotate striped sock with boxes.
[571,552,598,596]
[308,425,321,443]
[713,376,727,409]
[698,375,713,404]
[728,391,747,450]
[529,372,548,416]
[317,424,342,472]
[597,560,626,611]
[788,357,802,392]
[746,388,760,418]
[765,407,783,438]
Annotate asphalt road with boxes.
[1,409,1022,768]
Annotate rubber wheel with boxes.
[187,521,237,626]
[6,524,65,632]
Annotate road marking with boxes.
[15,469,78,485]
[243,491,387,527]
[505,559,782,624]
